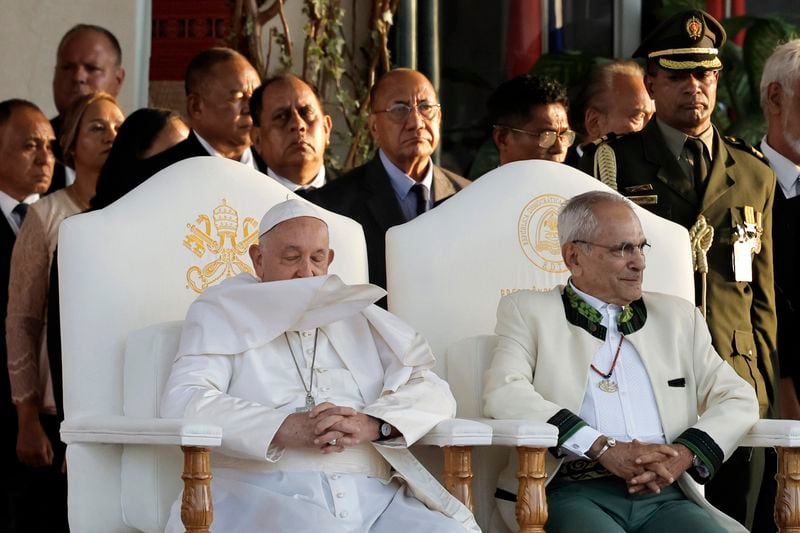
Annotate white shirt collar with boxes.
[267,166,326,191]
[760,136,800,199]
[379,149,434,199]
[194,131,256,169]
[0,190,38,234]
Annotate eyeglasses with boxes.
[373,102,441,122]
[572,240,651,258]
[494,125,576,148]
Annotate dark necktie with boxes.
[684,137,708,197]
[411,183,428,218]
[12,203,28,227]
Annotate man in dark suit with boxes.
[488,74,575,166]
[305,68,470,296]
[580,11,777,529]
[49,24,125,193]
[250,75,332,191]
[147,47,261,176]
[760,39,800,420]
[0,99,62,531]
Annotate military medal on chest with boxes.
[590,335,624,393]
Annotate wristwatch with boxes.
[692,454,710,479]
[589,436,616,460]
[377,420,394,441]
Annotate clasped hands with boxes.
[595,438,694,495]
[274,402,382,454]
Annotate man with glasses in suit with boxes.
[305,68,470,299]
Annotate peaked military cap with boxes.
[633,10,726,71]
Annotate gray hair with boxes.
[557,191,631,246]
[585,60,645,114]
[760,39,800,113]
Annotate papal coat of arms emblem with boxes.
[183,199,259,293]
[518,194,568,273]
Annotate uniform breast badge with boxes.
[732,206,763,283]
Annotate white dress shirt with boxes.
[0,190,38,234]
[561,283,666,458]
[761,136,800,199]
[268,166,327,191]
[194,131,256,169]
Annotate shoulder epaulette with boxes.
[723,135,768,163]
[592,132,623,146]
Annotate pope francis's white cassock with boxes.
[160,272,478,532]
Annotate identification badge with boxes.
[731,206,763,282]
[732,239,753,282]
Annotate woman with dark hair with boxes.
[91,107,188,209]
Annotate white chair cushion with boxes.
[122,321,184,532]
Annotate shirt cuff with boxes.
[560,425,603,458]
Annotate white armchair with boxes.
[57,157,490,533]
[385,160,800,531]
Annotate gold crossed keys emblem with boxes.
[183,199,258,293]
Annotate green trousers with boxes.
[545,476,726,533]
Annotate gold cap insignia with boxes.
[686,16,703,40]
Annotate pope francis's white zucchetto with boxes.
[258,199,327,237]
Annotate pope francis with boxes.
[160,200,477,532]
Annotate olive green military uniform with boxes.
[580,115,778,530]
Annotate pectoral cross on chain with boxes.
[296,393,316,413]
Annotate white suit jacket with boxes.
[483,286,759,532]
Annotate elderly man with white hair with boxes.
[484,191,759,533]
[760,39,800,421]
[160,199,477,532]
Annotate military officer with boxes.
[579,10,778,530]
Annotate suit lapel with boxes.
[642,121,697,205]
[432,165,456,203]
[700,131,736,212]
[363,156,407,230]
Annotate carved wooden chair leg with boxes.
[443,445,474,512]
[775,446,800,533]
[181,445,213,533]
[516,446,548,533]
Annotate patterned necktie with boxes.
[684,137,708,197]
[12,203,28,227]
[411,183,428,217]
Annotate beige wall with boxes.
[0,0,150,118]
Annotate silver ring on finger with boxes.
[329,439,337,446]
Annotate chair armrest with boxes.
[61,415,222,447]
[739,419,800,448]
[481,418,558,447]
[417,418,493,447]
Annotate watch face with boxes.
[381,423,391,437]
